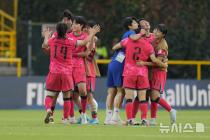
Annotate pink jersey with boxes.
[68,32,88,67]
[121,38,154,76]
[48,37,76,74]
[144,33,155,44]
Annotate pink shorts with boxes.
[72,66,86,85]
[123,75,149,90]
[86,76,96,92]
[46,72,73,92]
[151,70,167,93]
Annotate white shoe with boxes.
[149,118,157,126]
[104,109,112,125]
[110,115,122,125]
[104,120,111,125]
[81,113,88,124]
[104,115,112,125]
[140,119,149,126]
[62,118,69,125]
[170,109,176,124]
[69,117,77,124]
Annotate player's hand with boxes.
[136,60,145,66]
[140,28,146,36]
[42,27,52,38]
[163,62,168,68]
[163,58,168,63]
[90,25,101,35]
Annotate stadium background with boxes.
[0,1,210,140]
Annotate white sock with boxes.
[105,109,112,121]
[93,98,98,112]
[112,108,120,121]
[114,108,119,113]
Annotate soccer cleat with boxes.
[140,119,149,126]
[122,119,137,126]
[104,120,111,125]
[89,118,99,125]
[104,115,112,125]
[149,118,157,126]
[76,116,82,124]
[170,109,176,124]
[110,116,123,125]
[109,120,122,125]
[69,117,77,124]
[49,116,54,124]
[81,113,88,124]
[62,118,69,125]
[77,115,91,124]
[44,110,52,124]
[104,110,112,125]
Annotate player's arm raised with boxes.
[77,25,100,46]
[75,35,97,57]
[129,29,146,41]
[41,28,51,54]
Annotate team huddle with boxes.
[42,9,176,126]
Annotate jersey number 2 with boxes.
[133,47,141,60]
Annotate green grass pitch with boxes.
[0,110,209,140]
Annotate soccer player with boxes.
[112,32,167,125]
[85,20,100,124]
[42,9,74,123]
[136,24,176,124]
[78,20,100,124]
[42,22,75,124]
[68,16,90,124]
[104,17,138,124]
[42,22,100,124]
[130,18,156,124]
[72,20,100,124]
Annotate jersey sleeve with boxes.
[147,43,155,56]
[120,38,129,48]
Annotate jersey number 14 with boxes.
[54,46,67,59]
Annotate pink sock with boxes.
[139,101,148,120]
[125,100,133,120]
[81,96,87,113]
[151,102,158,118]
[69,100,74,117]
[158,98,171,112]
[63,99,71,119]
[45,96,53,111]
[132,97,139,118]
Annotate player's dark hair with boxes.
[122,16,137,30]
[74,16,87,29]
[61,9,74,21]
[137,18,145,23]
[156,24,167,38]
[87,20,97,28]
[134,27,141,34]
[56,22,68,39]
